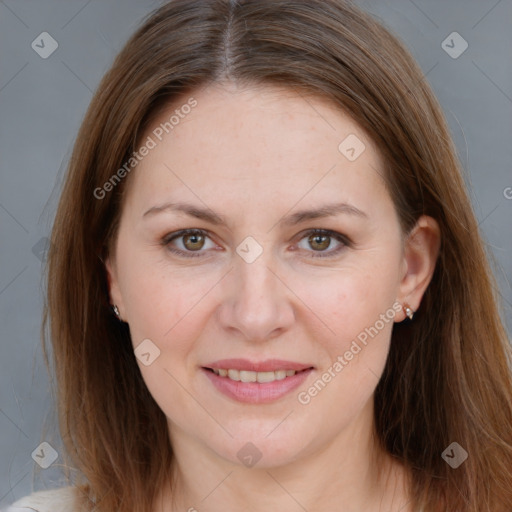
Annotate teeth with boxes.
[227,369,240,381]
[256,371,275,383]
[211,368,299,382]
[240,370,257,382]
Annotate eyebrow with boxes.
[142,201,368,226]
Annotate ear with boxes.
[105,255,125,319]
[396,215,441,322]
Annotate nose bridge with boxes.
[218,245,294,340]
[237,252,276,300]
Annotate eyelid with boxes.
[161,228,218,258]
[293,228,350,258]
[161,228,351,258]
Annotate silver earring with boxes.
[403,303,414,321]
[112,304,121,318]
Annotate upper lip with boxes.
[203,359,314,372]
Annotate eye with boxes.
[161,228,350,259]
[295,229,350,258]
[162,229,217,258]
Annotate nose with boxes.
[216,252,295,342]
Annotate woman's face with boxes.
[107,83,420,469]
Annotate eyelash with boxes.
[161,228,351,259]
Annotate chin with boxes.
[204,420,314,469]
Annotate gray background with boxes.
[1,0,511,505]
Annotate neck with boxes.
[155,401,411,512]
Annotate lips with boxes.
[201,359,314,403]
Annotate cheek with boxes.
[114,232,209,351]
[292,258,400,347]
[118,261,217,424]
[294,269,397,429]
[123,269,212,349]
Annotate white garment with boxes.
[2,487,78,512]
[3,486,425,511]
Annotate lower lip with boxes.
[202,368,313,404]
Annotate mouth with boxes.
[201,359,314,404]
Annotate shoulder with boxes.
[2,487,80,512]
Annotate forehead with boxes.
[122,83,388,221]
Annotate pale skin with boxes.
[106,82,440,511]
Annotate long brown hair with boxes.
[44,1,512,510]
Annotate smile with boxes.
[210,368,301,383]
[201,360,314,403]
